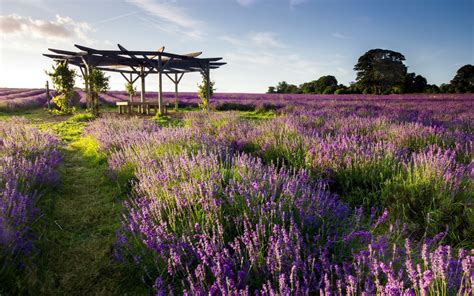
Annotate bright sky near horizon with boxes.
[0,0,473,93]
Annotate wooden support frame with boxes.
[165,72,184,110]
[157,55,163,114]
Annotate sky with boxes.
[0,0,473,93]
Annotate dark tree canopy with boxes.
[275,81,299,94]
[315,75,338,93]
[267,86,276,94]
[299,76,338,94]
[401,72,428,93]
[299,81,317,94]
[450,64,474,93]
[354,49,407,94]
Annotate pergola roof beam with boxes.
[44,44,225,76]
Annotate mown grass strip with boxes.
[30,113,147,295]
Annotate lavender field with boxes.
[0,88,54,110]
[85,96,472,294]
[0,92,473,294]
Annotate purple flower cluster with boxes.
[0,118,61,267]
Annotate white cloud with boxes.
[332,32,351,39]
[222,31,284,49]
[249,31,284,48]
[93,11,139,26]
[336,67,349,75]
[220,35,244,46]
[0,14,92,42]
[289,0,308,8]
[236,0,257,7]
[126,0,205,40]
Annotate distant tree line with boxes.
[267,49,474,94]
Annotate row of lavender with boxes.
[92,90,473,132]
[0,119,61,277]
[1,87,471,124]
[0,88,51,111]
[86,104,472,294]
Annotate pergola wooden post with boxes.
[140,65,145,113]
[157,55,164,115]
[45,81,51,109]
[43,44,225,116]
[165,72,184,110]
[129,73,133,102]
[205,62,211,111]
[79,58,91,110]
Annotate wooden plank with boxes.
[75,44,197,60]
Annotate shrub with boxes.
[46,60,76,114]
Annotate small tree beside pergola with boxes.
[43,44,226,114]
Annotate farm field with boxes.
[0,90,472,294]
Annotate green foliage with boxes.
[125,82,136,99]
[323,85,337,94]
[401,72,428,93]
[46,61,76,114]
[335,85,350,94]
[197,73,215,110]
[316,75,338,93]
[381,164,473,244]
[450,64,474,93]
[354,48,407,94]
[331,156,401,209]
[425,84,440,94]
[272,81,299,94]
[83,68,110,116]
[439,83,455,93]
[50,94,76,115]
[153,114,183,127]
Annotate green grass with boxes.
[32,132,147,294]
[239,109,275,120]
[0,108,71,123]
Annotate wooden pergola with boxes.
[43,44,225,114]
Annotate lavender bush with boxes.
[0,118,61,272]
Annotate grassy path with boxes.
[31,116,144,295]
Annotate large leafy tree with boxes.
[299,76,338,94]
[450,64,474,93]
[315,75,338,93]
[354,49,407,94]
[299,81,317,94]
